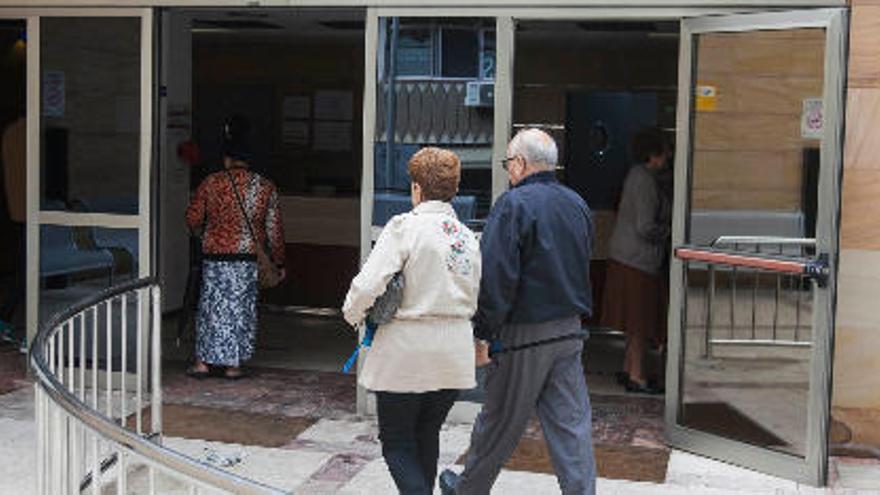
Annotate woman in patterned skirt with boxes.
[185,116,285,379]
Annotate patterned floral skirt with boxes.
[196,259,258,367]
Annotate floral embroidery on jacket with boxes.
[442,219,472,275]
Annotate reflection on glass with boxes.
[39,225,138,327]
[0,20,27,344]
[679,28,825,458]
[375,17,495,230]
[40,17,141,214]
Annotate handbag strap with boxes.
[224,169,265,257]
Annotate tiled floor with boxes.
[4,321,880,494]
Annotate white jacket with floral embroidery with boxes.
[342,200,481,392]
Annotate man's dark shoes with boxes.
[439,469,459,495]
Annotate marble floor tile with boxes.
[834,457,880,491]
[163,436,332,492]
[0,417,36,495]
[665,450,801,493]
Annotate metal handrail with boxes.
[30,277,288,495]
[711,236,817,248]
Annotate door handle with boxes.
[674,247,830,287]
[804,253,830,288]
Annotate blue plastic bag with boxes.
[342,320,377,373]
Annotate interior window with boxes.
[441,28,479,78]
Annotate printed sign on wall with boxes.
[695,84,717,112]
[42,71,65,118]
[801,98,823,140]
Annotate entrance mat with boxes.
[682,402,788,448]
[161,362,357,419]
[128,404,317,448]
[457,440,669,483]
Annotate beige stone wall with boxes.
[691,29,824,211]
[832,1,880,455]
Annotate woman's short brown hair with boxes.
[407,147,461,202]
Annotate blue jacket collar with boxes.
[514,170,557,189]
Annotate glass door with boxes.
[24,8,153,346]
[666,9,846,485]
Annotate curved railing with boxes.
[30,278,287,494]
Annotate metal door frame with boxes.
[665,8,847,486]
[14,8,154,346]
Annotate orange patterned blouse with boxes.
[185,167,285,265]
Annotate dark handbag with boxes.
[366,272,405,326]
[225,170,283,289]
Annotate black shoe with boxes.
[439,469,459,495]
[625,378,664,395]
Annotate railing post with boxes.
[35,384,44,495]
[150,286,162,439]
[705,265,715,358]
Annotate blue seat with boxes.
[40,224,115,281]
[91,228,138,269]
[75,197,139,272]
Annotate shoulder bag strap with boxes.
[224,169,261,251]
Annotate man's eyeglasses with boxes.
[500,156,518,170]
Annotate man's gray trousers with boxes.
[456,316,596,495]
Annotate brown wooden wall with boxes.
[691,29,825,211]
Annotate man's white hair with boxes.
[509,128,558,170]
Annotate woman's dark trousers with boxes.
[376,389,458,495]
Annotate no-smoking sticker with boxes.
[801,98,823,140]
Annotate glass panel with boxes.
[40,17,141,214]
[39,225,138,327]
[514,20,679,337]
[397,27,434,77]
[680,28,826,458]
[441,28,479,78]
[514,20,678,210]
[480,30,496,80]
[374,17,495,230]
[1,20,27,343]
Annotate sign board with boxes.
[801,98,823,140]
[695,84,717,112]
[42,71,65,118]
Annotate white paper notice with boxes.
[313,121,352,152]
[42,71,65,118]
[283,95,311,120]
[314,90,354,121]
[283,121,310,148]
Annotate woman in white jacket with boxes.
[343,147,481,495]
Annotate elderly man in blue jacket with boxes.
[441,128,596,495]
